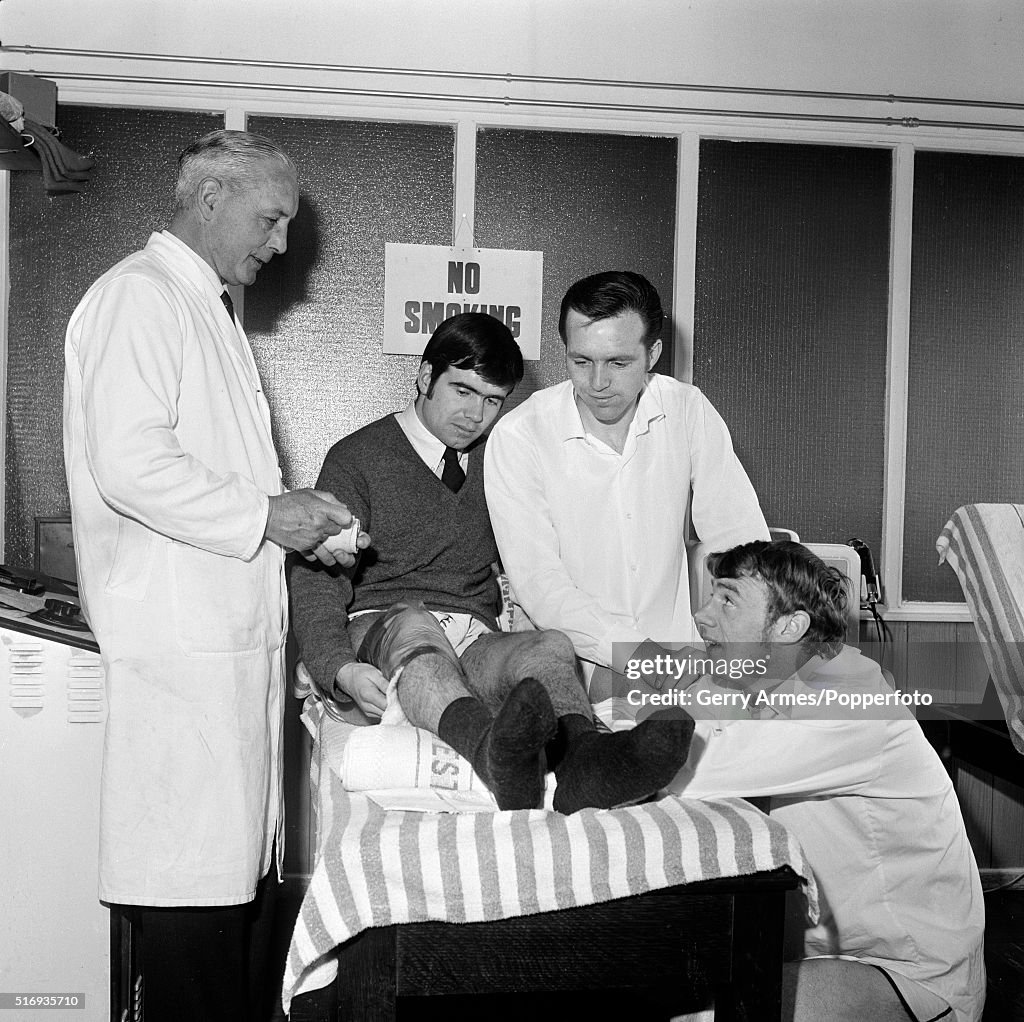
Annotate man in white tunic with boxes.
[485,270,769,691]
[671,540,985,1022]
[63,130,362,1022]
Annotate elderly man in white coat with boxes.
[63,130,364,1022]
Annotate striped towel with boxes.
[937,503,1024,754]
[282,706,819,1012]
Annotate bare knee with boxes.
[359,602,461,677]
[531,629,577,663]
[516,630,586,717]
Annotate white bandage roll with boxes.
[321,517,361,556]
[341,724,490,794]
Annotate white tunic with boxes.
[485,375,769,668]
[64,231,287,906]
[671,647,986,1022]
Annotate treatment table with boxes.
[283,705,817,1021]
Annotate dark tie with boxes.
[441,446,465,493]
[220,289,236,324]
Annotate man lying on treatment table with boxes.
[289,312,693,814]
[669,540,985,1022]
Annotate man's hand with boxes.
[335,662,389,720]
[265,489,370,566]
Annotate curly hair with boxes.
[707,540,849,657]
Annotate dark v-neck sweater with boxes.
[289,413,501,691]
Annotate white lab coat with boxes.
[63,232,287,906]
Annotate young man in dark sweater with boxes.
[289,313,693,814]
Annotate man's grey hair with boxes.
[174,129,296,211]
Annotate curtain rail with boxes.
[4,44,1024,114]
[11,69,1024,133]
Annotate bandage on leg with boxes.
[357,601,462,678]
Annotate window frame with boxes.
[4,74,1023,620]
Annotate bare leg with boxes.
[359,604,554,810]
[395,651,474,733]
[460,629,588,716]
[783,960,927,1022]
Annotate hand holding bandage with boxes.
[266,488,371,566]
[335,662,388,720]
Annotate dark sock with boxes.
[437,678,556,810]
[546,712,594,770]
[552,710,696,815]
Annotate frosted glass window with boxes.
[694,140,891,556]
[5,105,222,566]
[246,116,455,488]
[903,151,1024,602]
[474,128,677,405]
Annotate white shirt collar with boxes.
[394,400,468,475]
[156,230,224,295]
[556,375,667,445]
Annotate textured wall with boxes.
[7,112,680,557]
[245,115,455,489]
[904,151,1024,602]
[5,105,222,568]
[474,127,677,407]
[693,140,891,556]
[13,112,1021,607]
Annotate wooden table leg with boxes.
[287,978,336,1022]
[714,887,788,1022]
[290,926,397,1022]
[337,925,398,1021]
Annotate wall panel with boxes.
[694,140,890,554]
[904,151,1024,602]
[474,127,677,406]
[5,105,222,567]
[245,115,455,488]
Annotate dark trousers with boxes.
[127,869,279,1022]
